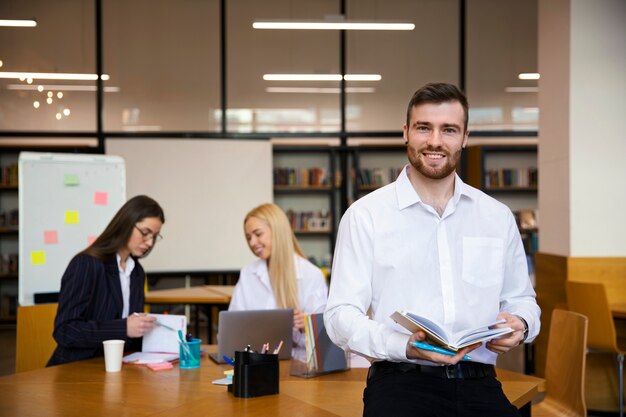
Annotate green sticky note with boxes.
[31,251,46,265]
[64,174,80,186]
[65,211,79,224]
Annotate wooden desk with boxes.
[146,285,234,343]
[611,302,626,319]
[0,351,545,417]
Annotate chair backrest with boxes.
[566,281,617,352]
[15,303,58,373]
[544,309,588,415]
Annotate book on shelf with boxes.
[484,167,537,188]
[274,167,329,187]
[285,209,331,232]
[357,167,403,188]
[390,310,513,351]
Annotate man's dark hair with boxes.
[405,82,469,132]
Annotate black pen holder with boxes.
[231,350,279,398]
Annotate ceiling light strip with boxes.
[0,19,37,27]
[263,74,381,81]
[6,84,120,92]
[518,73,540,80]
[253,21,414,30]
[0,72,110,81]
[266,87,375,94]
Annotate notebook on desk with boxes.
[208,309,293,363]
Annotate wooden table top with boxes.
[612,302,626,319]
[0,347,544,417]
[145,285,234,305]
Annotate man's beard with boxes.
[407,145,461,180]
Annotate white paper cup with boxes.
[103,339,125,372]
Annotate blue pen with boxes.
[222,355,235,366]
[411,341,472,361]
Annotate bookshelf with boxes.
[272,146,338,269]
[350,145,407,203]
[465,144,539,281]
[0,151,19,323]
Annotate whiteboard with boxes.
[18,152,126,306]
[105,138,272,273]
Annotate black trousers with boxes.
[363,362,521,417]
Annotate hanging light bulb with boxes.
[46,97,53,104]
[55,113,62,120]
[37,85,44,92]
[47,91,53,98]
[33,101,40,108]
[26,78,33,84]
[57,92,63,99]
[63,108,70,116]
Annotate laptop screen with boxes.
[209,309,293,363]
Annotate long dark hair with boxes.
[81,195,165,261]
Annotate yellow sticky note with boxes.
[31,251,46,265]
[65,211,79,224]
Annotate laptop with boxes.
[208,309,294,363]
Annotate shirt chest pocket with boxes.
[462,237,504,288]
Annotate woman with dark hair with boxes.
[47,195,165,366]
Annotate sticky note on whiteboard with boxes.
[94,191,108,206]
[44,230,58,244]
[65,211,79,224]
[64,174,80,186]
[31,251,46,265]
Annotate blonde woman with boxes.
[229,203,328,359]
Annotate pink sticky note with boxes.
[44,230,58,244]
[87,235,98,245]
[94,191,108,206]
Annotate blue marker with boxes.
[411,341,472,361]
[222,355,235,366]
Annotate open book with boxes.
[122,313,187,364]
[390,310,513,351]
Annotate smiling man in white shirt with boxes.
[324,82,540,417]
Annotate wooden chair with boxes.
[567,281,626,417]
[15,303,58,373]
[532,309,588,417]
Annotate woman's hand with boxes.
[127,313,156,338]
[405,331,480,365]
[293,308,305,331]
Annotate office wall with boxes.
[106,138,272,272]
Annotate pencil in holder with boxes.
[231,350,279,398]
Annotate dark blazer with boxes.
[47,253,145,366]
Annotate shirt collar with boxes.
[116,253,135,275]
[395,164,474,210]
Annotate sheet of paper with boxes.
[141,313,187,354]
[122,352,179,364]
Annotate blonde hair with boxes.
[244,203,304,309]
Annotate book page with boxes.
[141,314,187,354]
[122,352,179,364]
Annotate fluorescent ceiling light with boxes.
[266,87,375,94]
[7,84,120,92]
[518,73,540,80]
[0,19,37,27]
[0,72,110,81]
[505,87,539,93]
[263,74,381,81]
[253,20,414,31]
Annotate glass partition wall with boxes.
[0,0,538,136]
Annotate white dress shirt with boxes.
[324,165,540,366]
[116,253,135,319]
[229,255,328,359]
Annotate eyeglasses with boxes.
[134,226,163,243]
